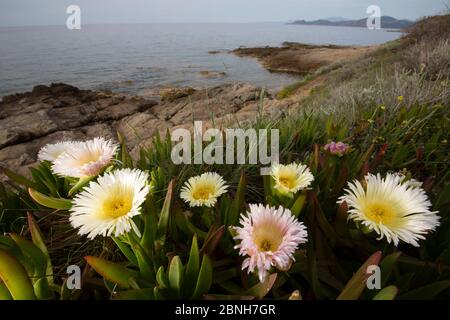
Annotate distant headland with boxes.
[290,16,414,29]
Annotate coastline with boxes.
[0,42,375,178]
[232,42,378,74]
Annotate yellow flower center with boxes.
[76,151,101,166]
[193,185,215,200]
[102,194,132,218]
[365,203,395,225]
[278,175,296,190]
[253,224,283,252]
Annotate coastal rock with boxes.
[0,82,277,179]
[233,42,376,74]
[117,112,170,153]
[160,87,196,102]
[199,70,227,79]
[0,110,58,148]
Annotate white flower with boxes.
[234,204,308,282]
[271,162,314,194]
[180,172,228,207]
[38,141,80,162]
[338,173,440,247]
[52,137,118,178]
[70,169,149,239]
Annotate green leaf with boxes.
[68,176,94,197]
[337,251,382,300]
[380,251,402,288]
[157,180,174,241]
[263,175,272,203]
[306,244,323,299]
[0,249,36,300]
[290,193,307,217]
[33,277,51,300]
[334,201,349,237]
[10,233,48,279]
[27,213,53,285]
[59,279,79,300]
[117,130,134,168]
[140,193,158,249]
[309,192,339,243]
[0,235,21,256]
[398,280,450,300]
[127,232,154,280]
[0,281,13,300]
[0,237,34,277]
[245,273,278,299]
[85,256,139,289]
[168,256,184,296]
[192,255,213,299]
[112,237,138,266]
[0,166,39,190]
[133,246,154,281]
[175,211,208,239]
[112,237,138,267]
[184,235,200,297]
[373,286,398,300]
[200,225,225,256]
[153,286,165,300]
[228,173,246,225]
[156,266,170,289]
[212,268,239,284]
[28,188,72,210]
[30,168,52,195]
[35,162,60,195]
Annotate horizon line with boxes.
[0,14,427,28]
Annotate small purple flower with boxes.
[324,141,350,157]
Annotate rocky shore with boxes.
[233,42,376,74]
[0,83,290,178]
[0,42,374,178]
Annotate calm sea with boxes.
[0,23,402,97]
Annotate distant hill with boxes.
[324,17,350,22]
[291,16,414,29]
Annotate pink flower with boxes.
[52,137,118,178]
[324,141,350,156]
[233,204,308,282]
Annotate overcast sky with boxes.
[0,0,448,27]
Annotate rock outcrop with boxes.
[233,42,377,74]
[0,82,284,178]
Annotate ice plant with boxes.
[233,204,308,282]
[180,172,228,207]
[338,173,440,247]
[70,168,150,239]
[270,162,314,195]
[52,137,118,178]
[324,141,351,156]
[37,141,80,162]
